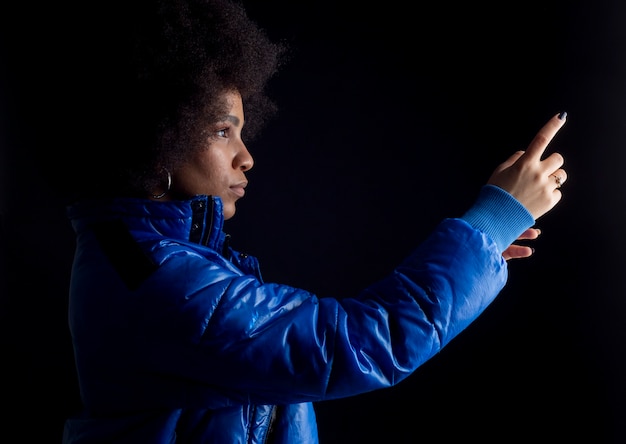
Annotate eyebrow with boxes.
[224,115,241,127]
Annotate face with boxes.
[170,90,253,220]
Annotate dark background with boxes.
[2,0,626,442]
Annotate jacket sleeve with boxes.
[138,217,507,405]
[325,217,506,398]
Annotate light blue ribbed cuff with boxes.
[460,184,535,253]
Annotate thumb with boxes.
[493,150,525,174]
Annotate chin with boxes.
[223,207,236,220]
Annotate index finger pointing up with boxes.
[524,112,567,161]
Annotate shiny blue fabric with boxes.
[63,195,510,443]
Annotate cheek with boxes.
[175,157,220,195]
[196,165,225,195]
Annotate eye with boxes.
[216,128,228,138]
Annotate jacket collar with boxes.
[67,195,227,252]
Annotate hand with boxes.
[502,227,540,260]
[487,112,567,220]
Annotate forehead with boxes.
[221,90,244,123]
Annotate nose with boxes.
[236,142,254,172]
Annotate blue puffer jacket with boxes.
[62,185,533,443]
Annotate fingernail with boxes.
[558,111,567,120]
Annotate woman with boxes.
[60,0,567,442]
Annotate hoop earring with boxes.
[152,168,172,199]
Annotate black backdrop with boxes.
[2,0,626,442]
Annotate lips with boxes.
[230,182,247,198]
